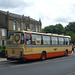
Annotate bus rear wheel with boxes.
[41,52,46,60]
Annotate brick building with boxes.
[0,10,42,46]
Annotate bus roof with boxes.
[8,30,71,38]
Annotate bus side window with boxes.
[69,38,72,45]
[64,38,69,45]
[58,37,64,45]
[26,34,31,45]
[32,34,41,45]
[51,37,58,45]
[43,36,50,45]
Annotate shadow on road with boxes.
[9,55,70,65]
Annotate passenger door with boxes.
[25,33,33,52]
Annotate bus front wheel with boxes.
[41,52,46,60]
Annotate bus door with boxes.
[25,33,33,52]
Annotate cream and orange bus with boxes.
[5,30,72,61]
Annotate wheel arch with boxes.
[65,49,68,54]
[42,50,46,54]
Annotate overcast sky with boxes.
[0,0,75,28]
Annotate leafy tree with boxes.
[65,22,75,33]
[64,22,75,43]
[64,31,75,43]
[71,33,75,44]
[54,24,64,34]
[42,25,55,33]
[42,23,64,34]
[41,22,75,43]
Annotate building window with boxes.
[13,21,16,30]
[36,25,39,32]
[43,36,50,45]
[25,24,30,31]
[33,24,35,31]
[2,29,7,36]
[2,40,6,46]
[18,22,21,30]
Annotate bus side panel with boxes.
[24,54,41,60]
[23,50,72,60]
[47,50,72,58]
[24,46,72,60]
[68,51,72,54]
[47,51,65,58]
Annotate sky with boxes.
[0,0,75,28]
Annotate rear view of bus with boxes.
[5,31,25,60]
[5,30,72,61]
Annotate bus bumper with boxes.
[7,56,26,61]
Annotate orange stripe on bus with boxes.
[68,51,72,54]
[24,51,72,60]
[24,54,41,60]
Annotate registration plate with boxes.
[8,55,20,58]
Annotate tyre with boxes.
[65,50,68,56]
[41,52,46,60]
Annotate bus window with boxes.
[21,33,24,44]
[51,37,58,45]
[26,34,31,45]
[69,38,72,45]
[64,38,69,45]
[58,37,64,45]
[7,32,24,44]
[32,34,41,45]
[43,36,50,45]
[8,32,14,40]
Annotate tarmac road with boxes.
[0,54,75,75]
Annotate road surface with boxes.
[0,54,75,75]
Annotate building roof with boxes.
[0,10,40,23]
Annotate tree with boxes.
[65,22,75,33]
[41,22,75,43]
[64,31,75,43]
[64,22,75,43]
[42,23,64,34]
[42,25,55,33]
[54,24,64,34]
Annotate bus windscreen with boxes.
[7,32,24,44]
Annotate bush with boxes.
[0,48,5,52]
[0,45,5,52]
[0,46,2,49]
[0,46,6,57]
[2,45,5,49]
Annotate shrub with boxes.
[2,45,6,49]
[0,45,5,52]
[0,48,5,52]
[0,46,2,49]
[0,46,5,57]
